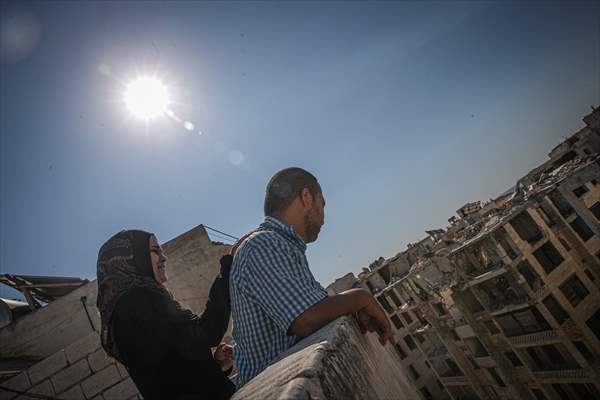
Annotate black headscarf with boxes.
[96,229,173,362]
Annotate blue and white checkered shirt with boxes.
[230,216,328,387]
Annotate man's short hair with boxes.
[264,167,319,216]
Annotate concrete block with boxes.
[22,380,55,399]
[65,332,101,364]
[28,350,68,384]
[58,385,86,400]
[80,365,120,399]
[52,359,91,394]
[0,372,31,400]
[88,349,114,373]
[102,378,139,400]
[116,363,129,378]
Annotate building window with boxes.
[541,345,566,365]
[552,384,570,400]
[526,347,544,369]
[537,206,557,228]
[390,314,404,330]
[465,338,489,357]
[570,217,594,242]
[461,289,484,313]
[570,383,600,399]
[408,364,420,380]
[437,380,444,391]
[377,295,393,313]
[517,260,542,291]
[388,290,402,307]
[467,355,480,370]
[434,302,446,316]
[585,310,600,341]
[559,275,590,307]
[419,387,433,400]
[445,359,463,376]
[487,368,506,387]
[450,329,461,341]
[404,335,417,351]
[402,312,413,325]
[505,351,523,366]
[531,388,547,400]
[494,307,550,337]
[558,237,571,251]
[584,269,596,282]
[510,211,543,243]
[485,320,500,335]
[573,185,589,198]
[493,227,519,259]
[548,190,574,218]
[573,341,595,362]
[590,202,600,220]
[395,343,407,359]
[415,333,426,343]
[533,241,564,274]
[543,294,569,324]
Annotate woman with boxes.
[96,229,235,400]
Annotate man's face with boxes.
[304,188,325,243]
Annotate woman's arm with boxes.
[195,255,232,347]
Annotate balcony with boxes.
[440,376,469,386]
[507,330,560,348]
[466,266,507,287]
[231,317,422,400]
[426,346,449,360]
[533,369,592,383]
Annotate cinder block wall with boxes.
[0,332,139,400]
[0,224,231,399]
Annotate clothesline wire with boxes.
[202,225,239,241]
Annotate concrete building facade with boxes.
[355,107,600,400]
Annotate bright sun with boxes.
[124,77,169,119]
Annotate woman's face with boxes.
[149,235,168,283]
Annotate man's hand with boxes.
[356,299,393,345]
[214,343,234,372]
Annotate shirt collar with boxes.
[260,216,307,252]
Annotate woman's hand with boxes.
[214,343,234,372]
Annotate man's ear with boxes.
[299,187,313,209]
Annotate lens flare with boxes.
[124,77,169,119]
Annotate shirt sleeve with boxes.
[239,241,328,333]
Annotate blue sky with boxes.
[1,1,599,300]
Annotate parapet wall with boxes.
[232,316,420,400]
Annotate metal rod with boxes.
[80,296,96,332]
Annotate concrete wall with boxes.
[0,225,229,359]
[0,331,139,400]
[232,316,421,400]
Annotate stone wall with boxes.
[232,316,421,400]
[0,331,138,400]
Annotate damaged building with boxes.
[344,107,600,400]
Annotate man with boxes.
[230,167,392,387]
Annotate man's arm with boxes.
[288,288,393,344]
